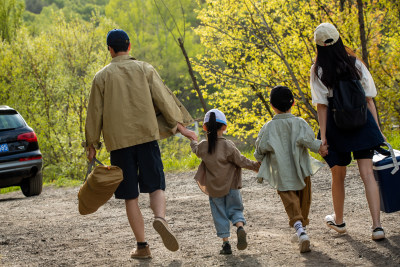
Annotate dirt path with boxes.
[1,166,400,266]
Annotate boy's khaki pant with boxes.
[277,176,311,227]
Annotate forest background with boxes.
[1,0,400,189]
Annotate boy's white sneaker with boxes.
[298,232,311,253]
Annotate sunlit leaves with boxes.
[194,0,399,142]
[0,13,113,180]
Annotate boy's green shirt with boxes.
[254,113,323,191]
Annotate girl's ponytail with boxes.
[207,112,218,154]
[203,109,226,154]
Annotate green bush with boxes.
[159,136,201,171]
[386,131,400,149]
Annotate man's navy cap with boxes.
[107,29,130,46]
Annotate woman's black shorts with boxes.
[323,148,374,168]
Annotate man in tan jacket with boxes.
[84,29,196,259]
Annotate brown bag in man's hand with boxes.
[78,158,123,215]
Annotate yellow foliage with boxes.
[194,0,399,142]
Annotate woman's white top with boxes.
[310,59,377,106]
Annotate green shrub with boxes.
[0,186,20,194]
[386,131,400,149]
[159,136,201,171]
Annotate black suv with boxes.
[0,106,43,196]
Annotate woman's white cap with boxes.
[314,23,340,47]
[204,109,227,125]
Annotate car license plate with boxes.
[0,143,9,153]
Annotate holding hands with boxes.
[177,123,198,141]
[318,140,329,157]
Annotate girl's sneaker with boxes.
[237,227,248,250]
[325,214,346,233]
[372,227,385,241]
[220,242,232,255]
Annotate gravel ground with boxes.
[1,166,400,266]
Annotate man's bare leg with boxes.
[125,198,145,242]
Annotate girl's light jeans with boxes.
[209,189,246,238]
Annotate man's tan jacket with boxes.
[85,55,193,152]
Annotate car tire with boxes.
[20,171,43,197]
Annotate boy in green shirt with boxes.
[254,86,328,253]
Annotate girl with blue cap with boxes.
[189,109,260,255]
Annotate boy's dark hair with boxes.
[107,29,130,53]
[205,112,224,154]
[270,86,294,112]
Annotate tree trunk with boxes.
[178,37,208,113]
[356,0,369,68]
[356,0,381,126]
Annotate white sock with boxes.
[294,221,305,237]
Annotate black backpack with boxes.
[331,79,367,130]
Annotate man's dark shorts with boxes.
[324,148,374,168]
[110,141,165,199]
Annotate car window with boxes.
[0,114,25,130]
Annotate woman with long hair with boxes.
[310,23,385,240]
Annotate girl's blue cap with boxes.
[204,109,227,125]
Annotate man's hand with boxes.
[87,146,96,162]
[177,123,198,141]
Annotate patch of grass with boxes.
[0,186,20,194]
[163,152,201,171]
[241,149,257,161]
[386,131,400,149]
[0,179,83,195]
[47,178,82,187]
[159,136,201,171]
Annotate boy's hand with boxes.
[318,143,329,157]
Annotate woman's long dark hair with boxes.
[205,112,224,154]
[314,37,361,88]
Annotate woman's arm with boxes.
[366,97,386,140]
[317,103,328,146]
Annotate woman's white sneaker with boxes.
[372,227,385,240]
[325,214,346,233]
